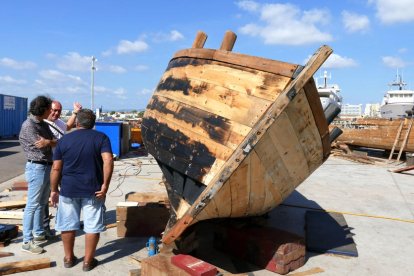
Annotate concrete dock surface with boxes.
[0,151,413,275]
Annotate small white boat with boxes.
[380,74,414,119]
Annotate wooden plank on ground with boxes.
[0,200,26,209]
[0,252,14,258]
[391,165,414,173]
[0,211,24,220]
[0,258,51,275]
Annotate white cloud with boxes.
[101,50,112,57]
[138,88,152,95]
[304,53,357,68]
[0,75,27,84]
[153,30,184,42]
[370,0,414,24]
[169,30,184,41]
[117,39,148,54]
[94,86,110,94]
[34,70,88,96]
[134,65,149,72]
[113,88,128,99]
[238,3,332,45]
[237,0,260,12]
[38,70,85,84]
[0,57,36,70]
[108,65,127,74]
[342,11,370,33]
[382,56,406,68]
[55,52,93,72]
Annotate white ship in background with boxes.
[380,74,414,119]
[316,70,343,114]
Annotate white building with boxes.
[340,104,363,118]
[364,103,381,118]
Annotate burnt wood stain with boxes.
[142,117,215,182]
[146,97,231,143]
[157,76,192,95]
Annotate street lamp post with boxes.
[91,56,97,111]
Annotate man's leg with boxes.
[61,230,76,260]
[82,196,106,265]
[33,165,51,238]
[84,233,99,263]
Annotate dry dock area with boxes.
[0,153,413,275]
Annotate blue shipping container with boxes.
[95,122,122,158]
[0,94,28,138]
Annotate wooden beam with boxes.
[0,211,24,220]
[219,30,237,51]
[389,121,404,160]
[0,258,51,275]
[191,31,207,49]
[125,192,169,204]
[0,200,26,209]
[397,119,413,162]
[0,252,14,258]
[391,165,414,173]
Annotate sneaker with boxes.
[21,241,44,254]
[33,234,46,243]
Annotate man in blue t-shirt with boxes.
[50,109,114,271]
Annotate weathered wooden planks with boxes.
[0,200,26,209]
[335,118,414,152]
[0,258,50,275]
[141,29,332,244]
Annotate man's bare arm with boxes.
[50,160,63,206]
[95,152,114,199]
[66,102,82,131]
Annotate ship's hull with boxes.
[334,118,414,152]
[141,31,334,244]
[380,104,414,119]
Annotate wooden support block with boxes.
[171,254,218,276]
[0,200,26,209]
[0,258,51,274]
[141,254,190,276]
[116,202,170,237]
[217,226,305,275]
[125,192,169,204]
[129,268,141,276]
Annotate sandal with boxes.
[63,255,77,268]
[82,258,98,272]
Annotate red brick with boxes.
[171,254,217,276]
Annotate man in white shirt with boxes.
[45,101,82,139]
[43,100,82,237]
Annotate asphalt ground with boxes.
[0,137,25,185]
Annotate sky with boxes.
[1,0,414,111]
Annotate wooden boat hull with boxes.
[334,118,414,152]
[141,31,333,244]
